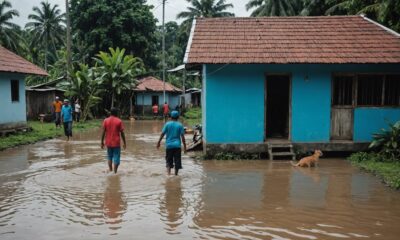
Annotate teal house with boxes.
[0,46,48,132]
[184,16,400,154]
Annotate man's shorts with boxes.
[166,148,182,169]
[107,147,121,165]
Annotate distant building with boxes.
[184,15,400,154]
[134,76,182,115]
[26,77,65,120]
[0,45,48,132]
[182,88,201,108]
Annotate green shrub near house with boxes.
[182,107,201,126]
[0,120,101,151]
[348,121,400,189]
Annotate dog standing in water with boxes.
[291,150,323,167]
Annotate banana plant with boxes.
[369,120,400,161]
[93,47,145,108]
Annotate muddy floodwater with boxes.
[0,121,400,240]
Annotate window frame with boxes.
[10,79,20,103]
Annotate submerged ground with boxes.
[0,121,399,240]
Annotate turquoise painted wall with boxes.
[354,108,400,141]
[204,64,400,143]
[136,92,180,108]
[0,73,27,124]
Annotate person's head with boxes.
[75,99,79,103]
[110,107,119,117]
[63,99,70,105]
[170,110,179,120]
[55,96,59,101]
[164,102,167,104]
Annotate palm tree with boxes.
[0,0,20,52]
[177,0,234,22]
[246,0,302,17]
[25,1,65,71]
[93,47,145,109]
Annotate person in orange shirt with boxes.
[152,103,159,119]
[53,96,63,128]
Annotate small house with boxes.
[0,46,48,133]
[26,77,65,120]
[182,88,201,108]
[134,76,182,115]
[184,16,400,155]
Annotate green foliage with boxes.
[182,107,202,126]
[369,120,400,161]
[246,0,303,16]
[25,1,65,71]
[348,152,400,189]
[70,0,157,68]
[0,120,101,151]
[0,0,21,52]
[177,0,234,21]
[65,64,103,121]
[93,47,145,109]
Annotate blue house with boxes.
[0,46,48,133]
[184,16,400,154]
[134,76,182,116]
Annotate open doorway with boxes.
[266,75,290,139]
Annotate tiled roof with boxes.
[185,15,400,64]
[135,76,182,92]
[0,45,48,76]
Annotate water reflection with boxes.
[160,177,184,234]
[103,175,126,230]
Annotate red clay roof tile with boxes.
[135,76,181,92]
[0,45,48,76]
[186,16,400,64]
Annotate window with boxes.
[11,80,19,102]
[152,95,159,106]
[333,76,354,106]
[384,75,400,106]
[357,75,383,106]
[332,74,400,107]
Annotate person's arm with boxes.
[157,132,165,149]
[121,131,126,150]
[101,128,106,149]
[181,134,187,153]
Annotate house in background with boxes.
[184,15,400,155]
[0,45,48,133]
[26,77,65,120]
[182,88,201,108]
[134,76,182,116]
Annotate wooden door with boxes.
[331,75,355,140]
[331,107,353,140]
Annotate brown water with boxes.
[0,121,399,240]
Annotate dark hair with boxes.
[110,107,119,116]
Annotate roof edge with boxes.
[361,14,400,37]
[183,18,196,64]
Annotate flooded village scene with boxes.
[1,0,400,239]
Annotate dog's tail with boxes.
[290,161,299,167]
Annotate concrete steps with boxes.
[267,143,296,160]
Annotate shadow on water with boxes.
[0,120,399,239]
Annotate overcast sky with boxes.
[11,0,250,27]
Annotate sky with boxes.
[11,0,250,27]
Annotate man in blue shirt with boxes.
[157,110,187,176]
[61,99,73,141]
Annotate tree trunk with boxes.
[111,92,115,109]
[45,32,48,71]
[65,0,72,82]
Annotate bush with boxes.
[211,152,260,160]
[369,120,400,162]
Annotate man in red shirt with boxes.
[163,102,169,120]
[152,103,159,119]
[101,108,126,174]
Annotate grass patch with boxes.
[182,107,201,126]
[0,120,101,151]
[348,152,400,189]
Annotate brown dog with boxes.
[291,150,323,167]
